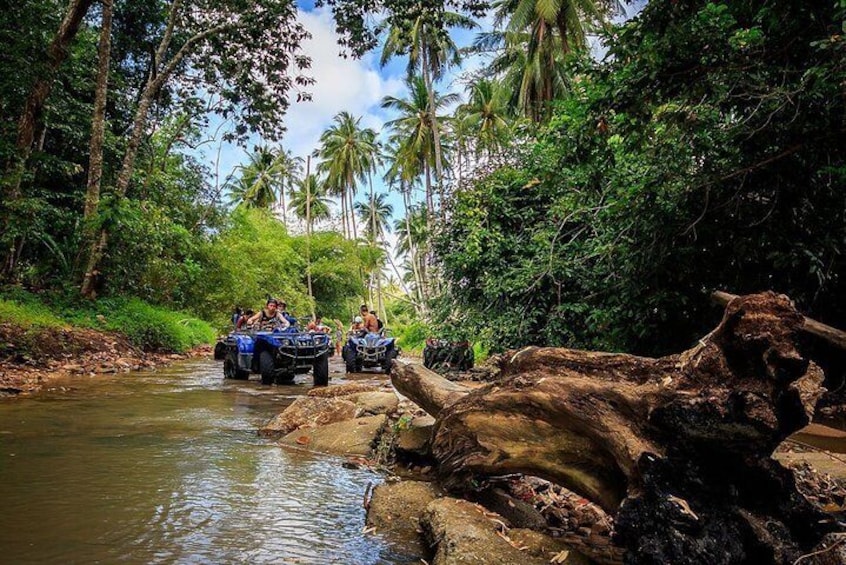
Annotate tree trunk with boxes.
[1,0,96,279]
[421,48,445,220]
[4,0,96,201]
[392,292,843,564]
[401,185,426,314]
[305,157,314,319]
[80,7,233,297]
[339,188,348,239]
[347,179,357,240]
[83,0,113,222]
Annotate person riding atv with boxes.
[246,298,290,330]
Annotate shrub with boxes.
[0,289,215,353]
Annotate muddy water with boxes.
[0,359,418,564]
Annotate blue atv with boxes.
[222,326,332,386]
[342,331,400,375]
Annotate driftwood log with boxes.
[392,292,845,564]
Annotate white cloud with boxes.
[281,8,405,158]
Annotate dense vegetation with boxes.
[1,0,843,358]
[435,0,846,355]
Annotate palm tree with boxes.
[394,203,430,307]
[275,149,304,225]
[382,76,459,217]
[355,193,394,242]
[228,146,300,214]
[289,174,332,226]
[384,141,429,313]
[314,112,379,239]
[456,78,513,158]
[480,0,619,121]
[380,4,477,210]
[474,29,569,122]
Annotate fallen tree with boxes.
[392,292,845,564]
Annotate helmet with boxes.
[354,316,363,323]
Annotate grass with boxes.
[0,288,215,353]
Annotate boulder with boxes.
[421,497,589,565]
[395,415,435,458]
[366,480,444,554]
[307,383,379,398]
[354,391,399,415]
[280,414,387,456]
[259,397,357,438]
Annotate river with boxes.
[0,358,419,564]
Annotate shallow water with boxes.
[0,359,418,564]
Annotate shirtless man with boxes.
[360,304,379,333]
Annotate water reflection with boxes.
[0,359,418,564]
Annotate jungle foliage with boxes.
[435,0,846,355]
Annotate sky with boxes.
[198,1,490,239]
[195,0,647,255]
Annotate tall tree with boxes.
[2,0,97,277]
[228,146,301,212]
[355,192,394,242]
[80,0,312,297]
[455,77,512,157]
[381,76,458,216]
[4,0,96,201]
[314,111,379,240]
[380,3,476,214]
[480,0,619,120]
[83,0,114,224]
[289,174,332,225]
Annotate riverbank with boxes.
[260,353,846,564]
[0,289,215,396]
[0,320,212,395]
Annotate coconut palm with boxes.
[474,29,569,122]
[228,146,294,209]
[476,0,619,121]
[314,112,379,239]
[289,174,332,226]
[227,146,302,218]
[355,193,394,243]
[275,149,304,225]
[380,4,477,206]
[456,78,513,157]
[382,76,459,216]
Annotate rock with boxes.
[280,414,387,456]
[115,358,133,369]
[259,397,357,438]
[395,416,435,457]
[366,480,444,555]
[61,364,84,374]
[421,497,588,565]
[307,383,379,398]
[354,391,399,416]
[477,487,548,531]
[509,529,593,564]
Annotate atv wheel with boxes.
[313,354,329,386]
[382,350,398,375]
[343,345,356,373]
[224,351,249,380]
[259,350,276,385]
[276,373,296,385]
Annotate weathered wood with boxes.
[712,290,846,350]
[392,359,471,416]
[393,292,844,564]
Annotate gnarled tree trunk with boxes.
[392,292,844,564]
